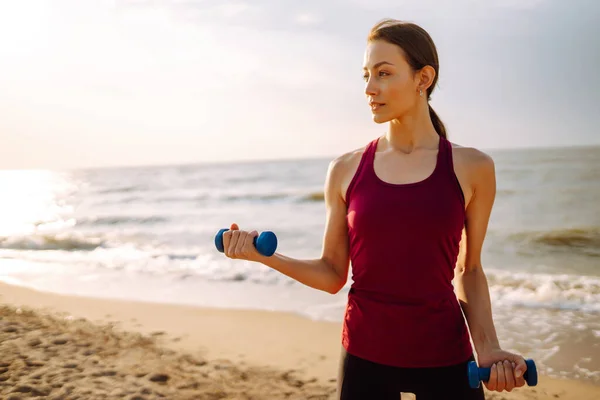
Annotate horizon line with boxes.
[1,141,598,173]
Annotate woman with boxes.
[222,19,528,399]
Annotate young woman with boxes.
[221,19,528,399]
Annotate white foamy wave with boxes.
[0,240,288,286]
[486,269,600,312]
[0,233,104,251]
[75,215,169,226]
[3,232,599,315]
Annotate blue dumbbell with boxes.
[468,359,537,389]
[214,228,278,257]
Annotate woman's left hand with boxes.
[477,349,527,392]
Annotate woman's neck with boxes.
[384,108,439,153]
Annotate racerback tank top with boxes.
[342,135,473,368]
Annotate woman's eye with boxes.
[363,71,390,81]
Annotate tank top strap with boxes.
[356,137,379,181]
[432,135,450,176]
[364,137,379,168]
[437,135,449,167]
[438,136,466,208]
[345,138,379,204]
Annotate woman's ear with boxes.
[418,65,436,93]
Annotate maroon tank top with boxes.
[342,135,473,368]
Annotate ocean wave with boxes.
[222,193,289,202]
[509,227,600,255]
[94,194,209,206]
[486,269,600,312]
[186,264,600,313]
[2,232,598,314]
[94,190,326,205]
[96,185,149,194]
[76,216,169,226]
[187,267,600,313]
[225,174,269,184]
[221,191,325,203]
[155,195,209,203]
[112,196,144,204]
[299,192,325,202]
[0,233,104,251]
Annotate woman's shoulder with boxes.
[449,141,496,188]
[327,142,373,202]
[329,142,371,176]
[449,141,495,171]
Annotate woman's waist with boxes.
[344,288,467,337]
[348,286,458,308]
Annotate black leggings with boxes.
[338,349,485,400]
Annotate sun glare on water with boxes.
[0,170,77,238]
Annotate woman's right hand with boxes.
[222,223,261,262]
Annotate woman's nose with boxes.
[365,78,378,96]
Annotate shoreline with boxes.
[1,281,599,399]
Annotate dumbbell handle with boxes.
[468,359,538,389]
[214,228,278,257]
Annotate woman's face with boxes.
[363,40,420,124]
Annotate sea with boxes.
[0,144,598,385]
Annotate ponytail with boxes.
[428,104,447,139]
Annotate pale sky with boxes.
[1,0,598,170]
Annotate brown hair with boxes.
[368,19,447,139]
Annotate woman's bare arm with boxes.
[225,154,353,294]
[453,148,527,391]
[453,150,500,355]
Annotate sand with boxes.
[0,282,599,399]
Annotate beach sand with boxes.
[0,282,598,399]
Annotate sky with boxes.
[0,0,598,170]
